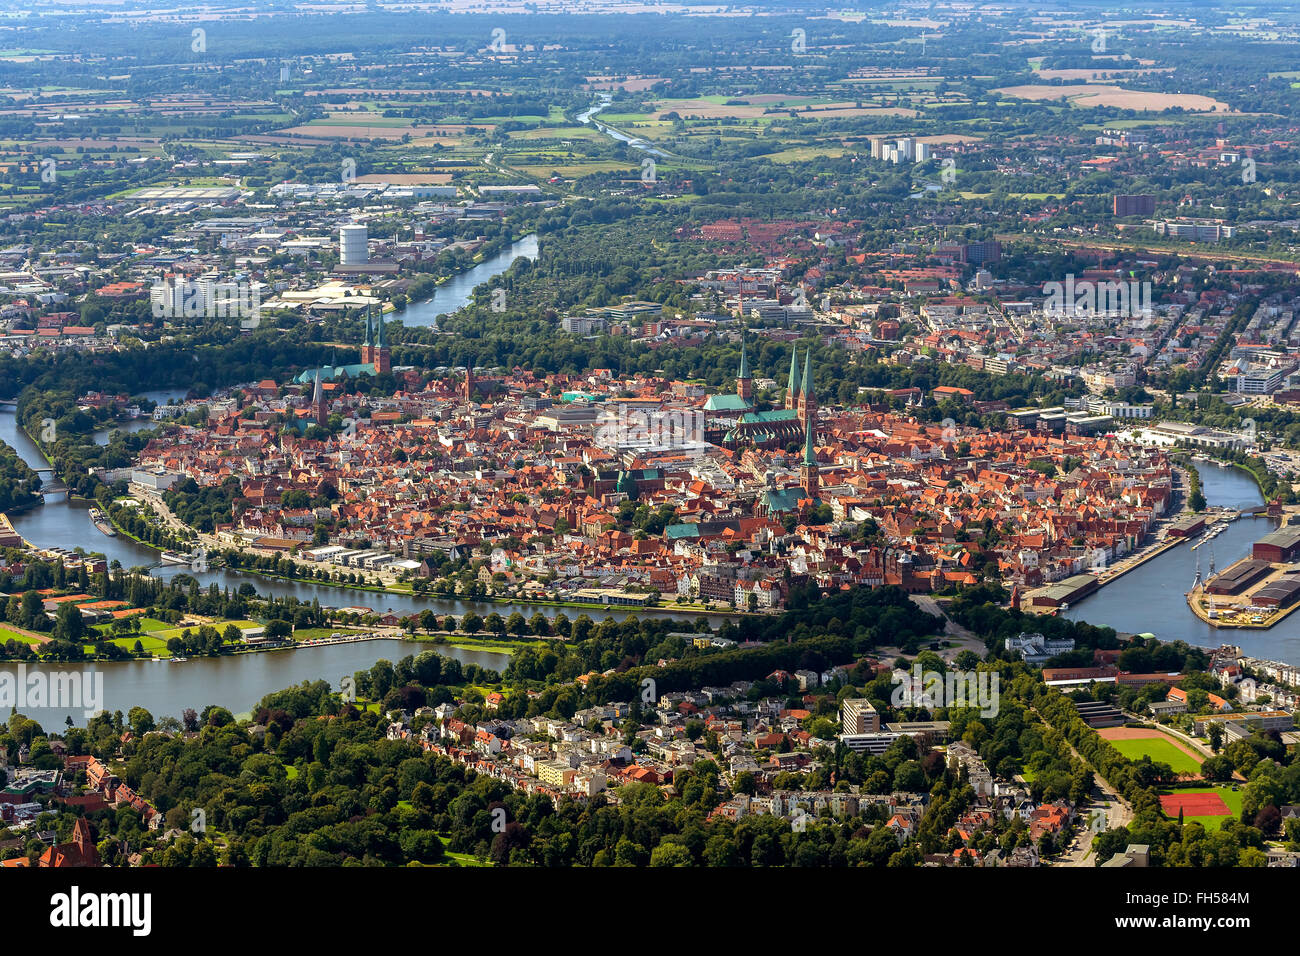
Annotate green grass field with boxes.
[1111,737,1203,775]
[0,624,43,645]
[106,635,168,655]
[290,627,343,641]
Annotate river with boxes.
[0,378,703,727]
[396,233,539,329]
[1062,462,1300,662]
[0,405,705,618]
[576,95,670,159]
[0,639,510,729]
[90,389,190,447]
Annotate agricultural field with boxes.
[995,84,1232,112]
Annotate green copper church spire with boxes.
[802,348,814,402]
[738,338,749,380]
[787,347,801,399]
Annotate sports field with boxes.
[1159,787,1243,830]
[1097,727,1203,776]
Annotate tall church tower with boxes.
[360,309,373,366]
[786,348,801,410]
[464,364,475,403]
[312,370,328,426]
[800,415,819,501]
[797,349,817,426]
[736,338,753,403]
[372,306,391,374]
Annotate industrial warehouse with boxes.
[1190,526,1300,628]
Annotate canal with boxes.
[1063,462,1300,663]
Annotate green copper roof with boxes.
[738,339,749,380]
[788,347,801,397]
[294,363,377,385]
[738,409,799,424]
[761,487,803,513]
[704,394,751,412]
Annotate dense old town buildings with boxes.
[122,356,1175,609]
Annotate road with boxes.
[907,594,988,662]
[1032,707,1134,867]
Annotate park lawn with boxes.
[1111,737,1203,775]
[107,635,169,655]
[147,627,200,643]
[147,620,258,643]
[290,627,344,641]
[0,625,43,645]
[960,191,1065,200]
[437,834,490,867]
[447,638,518,654]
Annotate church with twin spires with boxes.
[703,340,818,454]
[294,307,392,386]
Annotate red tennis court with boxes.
[1160,792,1229,817]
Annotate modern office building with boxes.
[841,698,881,735]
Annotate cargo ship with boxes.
[89,508,116,537]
